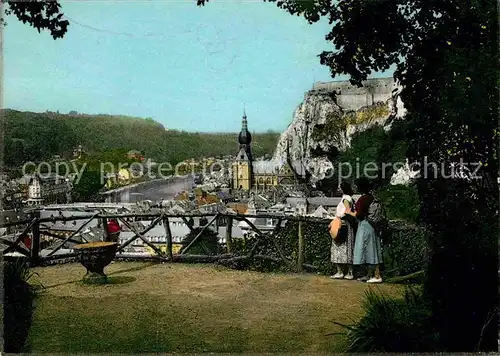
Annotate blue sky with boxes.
[5,1,385,132]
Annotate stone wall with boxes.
[310,77,400,112]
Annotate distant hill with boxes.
[2,109,280,167]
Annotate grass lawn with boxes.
[27,262,401,353]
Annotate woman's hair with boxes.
[339,181,354,196]
[355,177,373,194]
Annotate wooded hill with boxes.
[3,109,280,167]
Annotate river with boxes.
[104,176,195,203]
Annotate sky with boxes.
[4,0,388,133]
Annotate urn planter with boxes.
[73,241,118,284]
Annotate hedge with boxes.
[226,219,429,279]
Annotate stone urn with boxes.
[73,241,118,284]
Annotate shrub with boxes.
[383,221,429,278]
[227,226,298,273]
[226,220,333,275]
[339,287,440,352]
[4,258,42,353]
[180,227,220,255]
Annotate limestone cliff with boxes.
[273,77,406,183]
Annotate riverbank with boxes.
[100,175,192,195]
[102,175,195,203]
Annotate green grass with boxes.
[26,262,401,353]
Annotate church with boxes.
[231,110,306,192]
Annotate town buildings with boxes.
[0,178,24,209]
[23,174,72,206]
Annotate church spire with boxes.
[242,105,248,131]
[238,106,252,146]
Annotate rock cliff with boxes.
[273,77,407,183]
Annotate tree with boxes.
[2,0,69,39]
[249,0,497,352]
[71,170,105,202]
[5,139,27,167]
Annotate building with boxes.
[309,205,332,218]
[23,174,72,206]
[0,180,24,209]
[231,110,306,192]
[73,144,84,159]
[27,175,43,205]
[117,168,131,182]
[127,150,145,161]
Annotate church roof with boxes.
[253,160,278,174]
[236,148,251,161]
[238,110,252,145]
[238,129,252,145]
[310,205,331,218]
[252,159,307,178]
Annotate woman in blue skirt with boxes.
[344,178,383,283]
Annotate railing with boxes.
[1,211,329,271]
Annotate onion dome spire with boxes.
[238,106,252,145]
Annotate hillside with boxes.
[2,110,280,167]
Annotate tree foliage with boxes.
[4,259,41,353]
[71,170,105,202]
[2,0,69,39]
[258,0,498,352]
[3,110,280,169]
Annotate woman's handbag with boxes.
[329,217,348,244]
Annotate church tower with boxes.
[232,109,253,191]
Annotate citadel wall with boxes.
[309,77,401,111]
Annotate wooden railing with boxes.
[1,211,329,270]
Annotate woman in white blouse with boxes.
[330,182,357,280]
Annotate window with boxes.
[240,155,244,159]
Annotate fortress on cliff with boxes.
[308,77,402,112]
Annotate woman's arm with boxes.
[344,204,357,217]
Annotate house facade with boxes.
[23,174,71,206]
